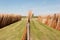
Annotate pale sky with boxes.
[0,0,60,16]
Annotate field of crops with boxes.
[0,19,27,40]
[0,13,60,40]
[30,18,60,40]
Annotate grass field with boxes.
[0,18,60,40]
[30,18,60,40]
[0,19,27,40]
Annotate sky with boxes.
[0,0,60,16]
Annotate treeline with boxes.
[38,14,60,30]
[0,14,21,28]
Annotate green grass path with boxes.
[30,19,60,40]
[0,19,26,40]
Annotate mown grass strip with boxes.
[30,20,44,40]
[34,19,60,40]
[30,19,60,40]
[0,19,26,40]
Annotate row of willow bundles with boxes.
[0,14,21,28]
[38,14,60,30]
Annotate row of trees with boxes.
[0,14,21,28]
[38,14,60,30]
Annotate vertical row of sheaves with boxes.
[0,19,26,40]
[30,19,60,40]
